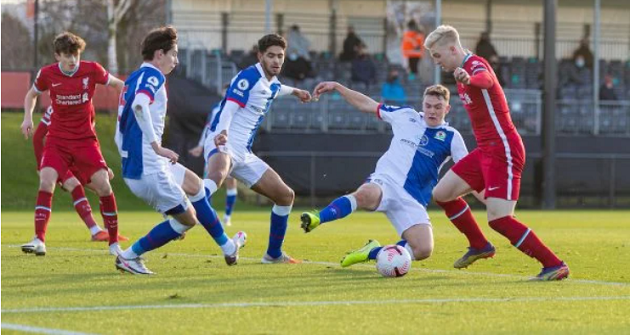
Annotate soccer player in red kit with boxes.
[425,25,569,281]
[32,107,128,242]
[21,32,126,256]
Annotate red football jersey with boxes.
[457,54,518,149]
[33,61,109,140]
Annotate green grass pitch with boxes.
[2,209,629,334]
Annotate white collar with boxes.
[255,63,276,82]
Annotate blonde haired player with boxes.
[424,25,569,280]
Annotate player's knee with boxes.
[412,245,433,261]
[432,187,449,203]
[206,170,227,186]
[62,178,80,192]
[277,187,295,205]
[39,178,56,192]
[353,190,378,210]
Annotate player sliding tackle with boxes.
[425,25,568,280]
[114,26,245,275]
[302,83,472,267]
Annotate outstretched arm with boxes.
[107,75,125,91]
[312,81,379,114]
[279,84,312,103]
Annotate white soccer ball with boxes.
[376,245,412,277]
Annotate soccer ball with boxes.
[376,245,412,277]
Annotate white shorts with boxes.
[124,163,188,215]
[368,174,431,237]
[203,138,269,188]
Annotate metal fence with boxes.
[262,89,630,136]
[255,150,630,209]
[174,10,630,61]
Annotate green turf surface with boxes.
[2,210,629,334]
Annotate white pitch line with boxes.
[1,323,97,335]
[2,296,630,315]
[4,244,630,287]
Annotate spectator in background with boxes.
[238,45,259,70]
[567,54,591,86]
[475,32,498,61]
[573,38,594,70]
[488,55,506,87]
[283,25,314,81]
[401,20,424,80]
[286,25,311,61]
[381,69,406,104]
[340,26,363,62]
[599,74,618,101]
[351,44,377,88]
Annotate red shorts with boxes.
[40,137,108,185]
[451,140,525,201]
[58,165,87,186]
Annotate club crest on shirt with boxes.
[82,77,89,89]
[419,134,429,146]
[237,79,249,90]
[435,131,446,141]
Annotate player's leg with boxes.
[178,166,245,265]
[60,173,105,239]
[433,150,493,268]
[248,164,298,264]
[486,197,568,280]
[22,166,59,256]
[223,177,237,226]
[88,168,122,255]
[203,150,231,199]
[301,182,381,233]
[118,208,197,275]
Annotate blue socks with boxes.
[131,219,188,256]
[190,187,229,247]
[368,246,383,260]
[319,195,357,224]
[267,205,292,258]
[367,240,409,260]
[225,188,237,217]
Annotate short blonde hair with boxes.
[424,84,450,102]
[424,25,461,49]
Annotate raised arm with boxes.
[312,81,379,114]
[454,67,493,89]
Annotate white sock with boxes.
[89,225,103,235]
[404,243,416,261]
[221,239,236,255]
[344,195,358,212]
[121,247,138,259]
[226,188,238,196]
[203,179,218,196]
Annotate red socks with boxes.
[35,191,53,242]
[71,186,98,229]
[489,216,562,268]
[437,198,488,249]
[99,193,119,245]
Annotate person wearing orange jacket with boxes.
[402,20,425,79]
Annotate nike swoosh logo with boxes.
[52,83,62,87]
[488,186,500,191]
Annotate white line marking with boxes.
[3,296,630,314]
[1,323,97,335]
[4,245,629,287]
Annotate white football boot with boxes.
[21,237,46,256]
